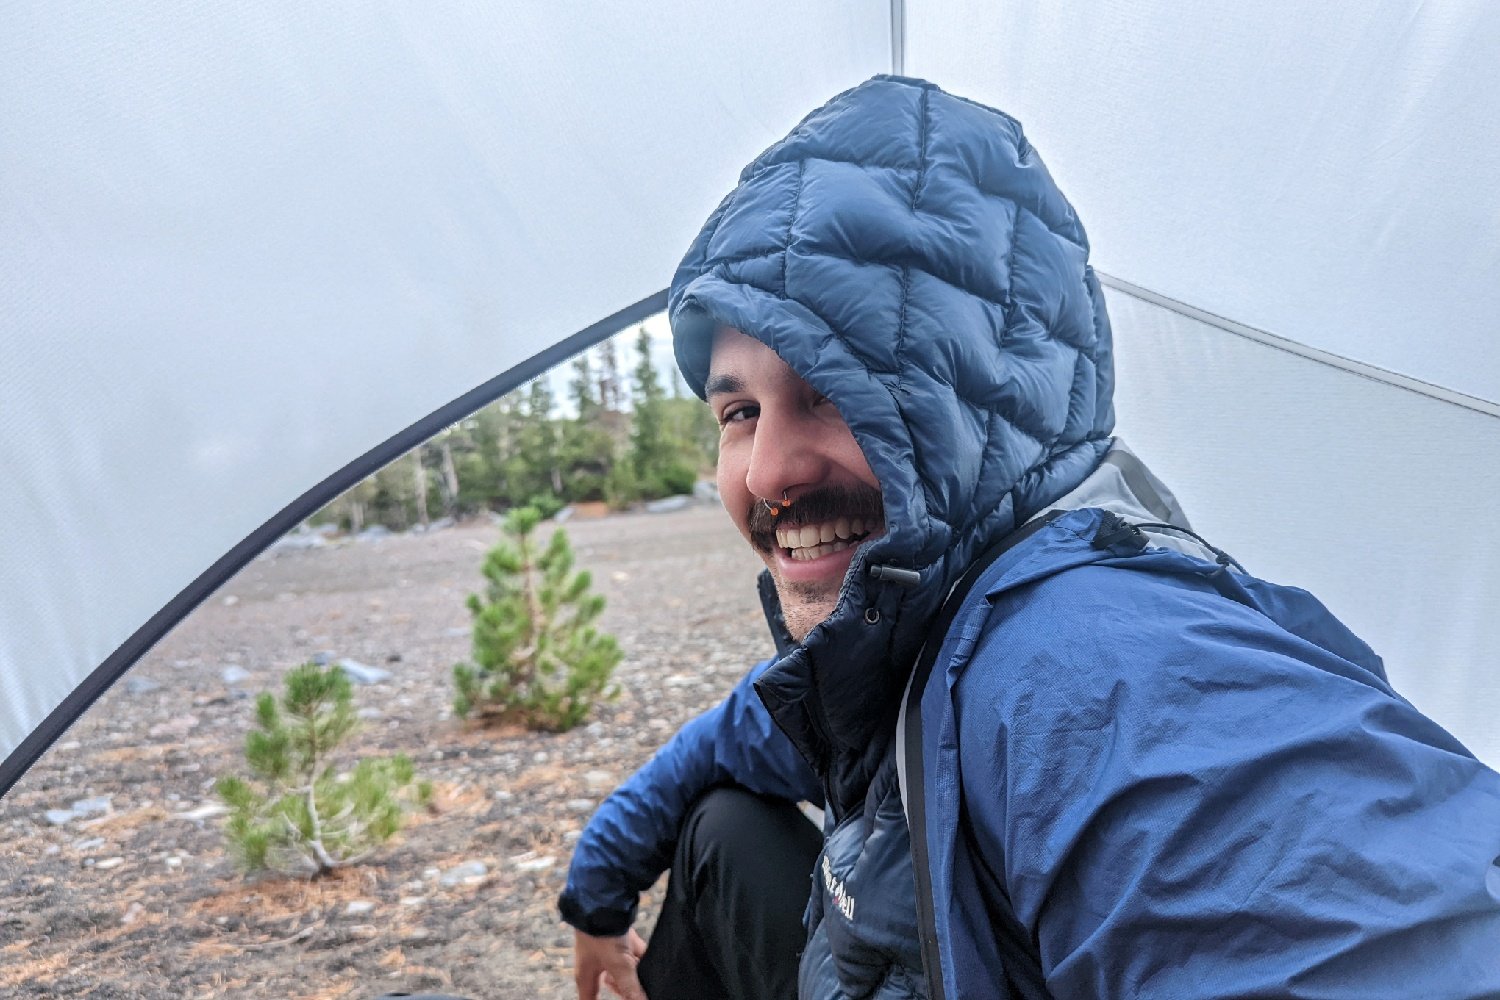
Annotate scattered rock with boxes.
[439,860,488,886]
[71,837,106,852]
[221,665,251,685]
[566,799,595,813]
[270,529,327,551]
[510,852,555,872]
[121,902,146,925]
[343,900,377,917]
[399,896,427,907]
[356,707,384,720]
[95,857,125,870]
[125,676,161,695]
[44,809,76,826]
[221,594,240,607]
[335,659,391,685]
[583,770,613,790]
[174,802,229,823]
[147,715,199,739]
[645,495,691,514]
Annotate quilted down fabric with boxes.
[670,75,1113,811]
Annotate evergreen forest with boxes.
[315,326,718,532]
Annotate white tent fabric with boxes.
[3,0,1497,794]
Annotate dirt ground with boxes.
[0,505,772,999]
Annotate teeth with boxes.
[788,539,853,561]
[774,518,884,553]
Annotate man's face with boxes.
[706,329,885,641]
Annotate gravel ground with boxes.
[0,504,771,999]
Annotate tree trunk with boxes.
[412,450,429,526]
[441,435,460,515]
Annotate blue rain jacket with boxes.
[561,76,1500,996]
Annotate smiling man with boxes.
[558,77,1500,1000]
[708,329,886,641]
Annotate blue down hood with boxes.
[669,77,1114,805]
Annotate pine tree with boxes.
[215,663,429,877]
[629,327,696,498]
[452,507,621,731]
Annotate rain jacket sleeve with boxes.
[954,563,1500,998]
[558,657,822,937]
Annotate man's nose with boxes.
[744,409,828,504]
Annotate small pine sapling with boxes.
[453,506,621,731]
[216,663,430,877]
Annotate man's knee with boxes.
[676,787,817,890]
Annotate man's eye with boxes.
[720,404,759,426]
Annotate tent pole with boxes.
[890,0,906,75]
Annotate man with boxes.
[559,77,1500,999]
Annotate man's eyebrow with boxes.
[703,373,744,397]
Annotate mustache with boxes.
[748,484,885,552]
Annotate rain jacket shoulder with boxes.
[560,76,1500,997]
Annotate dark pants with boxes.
[638,787,823,1000]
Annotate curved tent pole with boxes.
[0,290,669,801]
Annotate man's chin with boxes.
[775,580,840,643]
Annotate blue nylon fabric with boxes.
[558,657,820,935]
[922,508,1500,998]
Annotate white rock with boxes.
[566,799,595,813]
[344,900,377,917]
[175,802,229,822]
[44,809,76,826]
[439,860,488,886]
[71,795,112,817]
[95,857,125,870]
[221,665,251,685]
[121,902,146,925]
[583,770,613,790]
[335,658,391,685]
